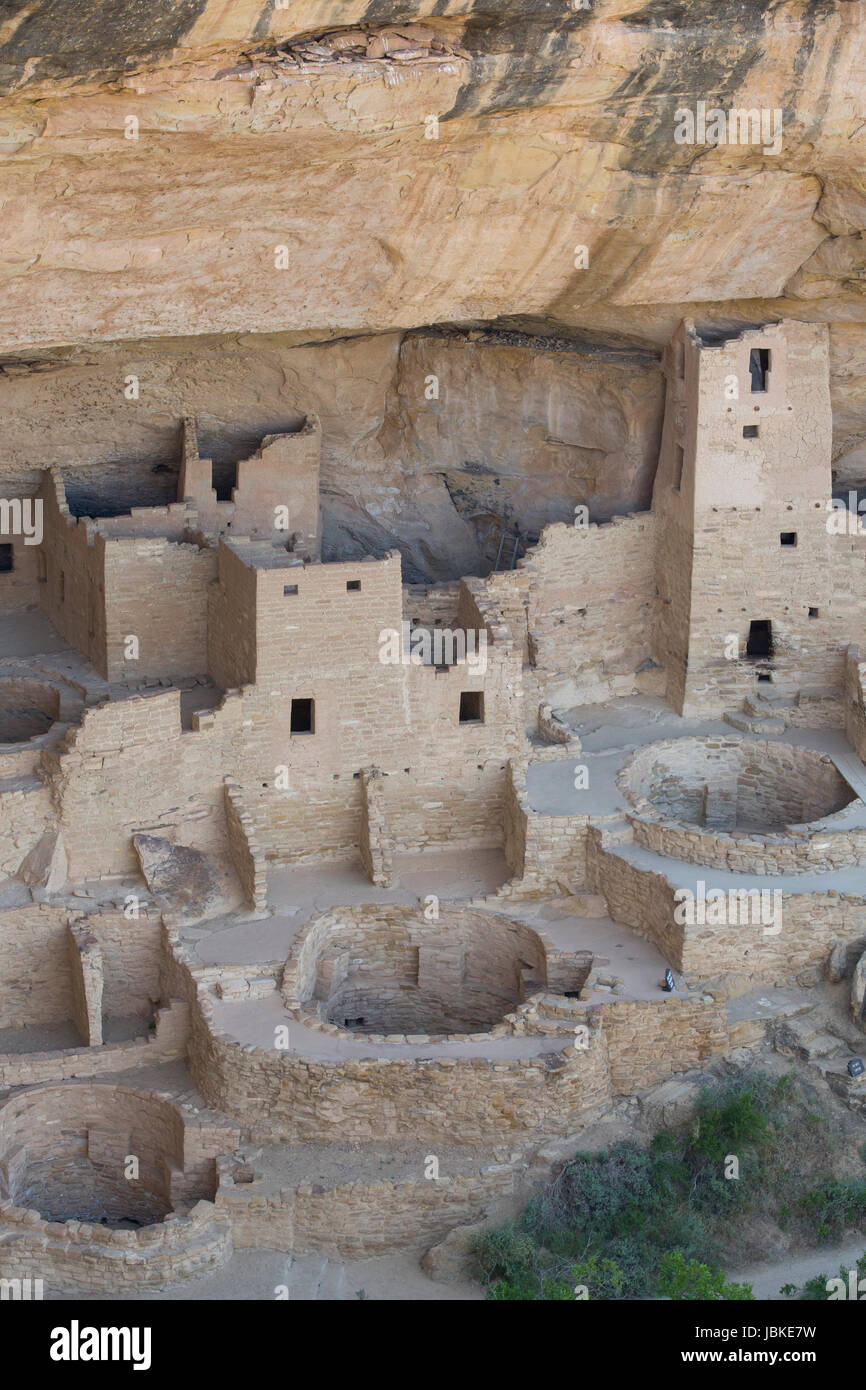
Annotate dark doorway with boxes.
[746,620,773,659]
[0,544,12,573]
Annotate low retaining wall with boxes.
[502,761,591,895]
[588,827,866,981]
[216,1158,520,1258]
[0,1002,189,1088]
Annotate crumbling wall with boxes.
[0,780,52,877]
[508,514,659,709]
[36,468,106,673]
[45,691,224,879]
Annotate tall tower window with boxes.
[749,349,770,392]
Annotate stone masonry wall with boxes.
[224,778,268,912]
[102,537,216,681]
[0,780,52,878]
[845,646,866,763]
[500,761,590,895]
[604,997,729,1093]
[217,1162,519,1259]
[0,903,73,1028]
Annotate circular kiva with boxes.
[617,737,866,874]
[619,737,857,832]
[0,677,60,744]
[283,904,552,1037]
[0,1083,215,1227]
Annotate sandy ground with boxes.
[730,1240,866,1300]
[47,1248,484,1302]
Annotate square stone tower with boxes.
[652,319,837,717]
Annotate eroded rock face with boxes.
[0,0,864,562]
[0,1,864,345]
[0,326,664,578]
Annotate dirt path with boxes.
[729,1241,865,1300]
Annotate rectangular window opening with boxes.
[283,584,298,596]
[808,607,819,619]
[757,672,773,683]
[290,698,314,735]
[0,543,12,573]
[459,691,484,724]
[346,579,361,592]
[749,348,770,393]
[780,532,797,547]
[743,425,759,439]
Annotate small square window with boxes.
[459,691,484,724]
[742,425,759,439]
[290,698,314,734]
[0,544,12,573]
[780,532,797,547]
[808,607,819,619]
[346,580,361,591]
[283,584,298,596]
[757,672,773,683]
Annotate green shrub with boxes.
[656,1251,754,1301]
[800,1180,866,1240]
[474,1071,865,1301]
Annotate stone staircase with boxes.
[723,690,792,734]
